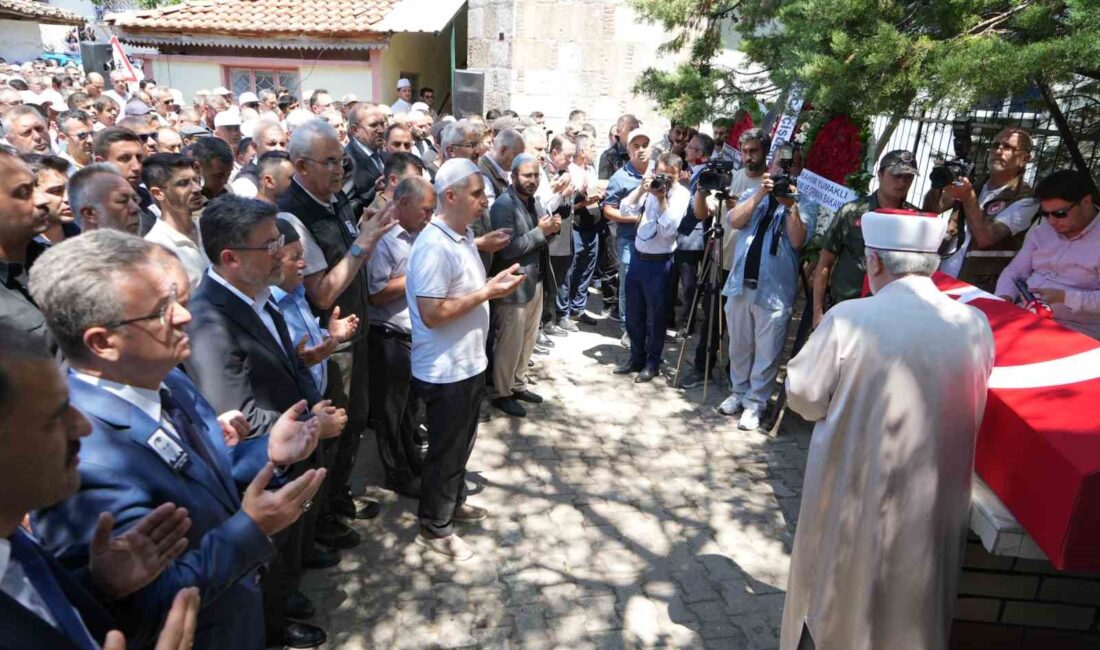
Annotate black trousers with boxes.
[597,221,619,311]
[549,254,573,321]
[676,249,704,331]
[367,327,423,485]
[303,357,344,561]
[413,372,484,538]
[326,335,368,502]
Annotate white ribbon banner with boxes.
[767,83,805,164]
[797,169,858,211]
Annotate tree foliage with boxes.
[631,0,1100,122]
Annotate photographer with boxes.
[603,128,651,345]
[933,127,1040,291]
[675,134,716,334]
[717,167,813,430]
[612,152,691,382]
[812,150,918,327]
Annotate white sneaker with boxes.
[717,394,742,416]
[415,531,475,561]
[738,407,761,431]
[620,332,631,349]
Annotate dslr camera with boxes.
[649,173,675,193]
[697,159,734,193]
[929,157,975,189]
[771,143,797,198]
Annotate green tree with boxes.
[631,0,1100,121]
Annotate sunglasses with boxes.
[1037,200,1078,219]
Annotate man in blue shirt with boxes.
[719,173,814,430]
[602,128,651,346]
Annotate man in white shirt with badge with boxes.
[406,158,524,561]
[612,152,691,383]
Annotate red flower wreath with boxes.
[725,110,755,148]
[803,115,863,185]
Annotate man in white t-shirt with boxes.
[406,158,523,561]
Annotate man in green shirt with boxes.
[811,150,918,327]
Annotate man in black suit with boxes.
[344,103,387,217]
[0,323,199,649]
[185,194,346,648]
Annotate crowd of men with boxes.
[0,53,1097,650]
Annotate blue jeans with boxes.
[625,256,672,369]
[569,228,599,316]
[616,234,634,332]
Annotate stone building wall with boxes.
[466,0,677,136]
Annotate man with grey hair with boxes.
[3,105,51,154]
[780,209,994,650]
[231,119,287,198]
[280,117,396,526]
[406,158,523,560]
[345,103,387,214]
[29,229,327,648]
[367,176,435,497]
[441,119,510,274]
[69,162,141,233]
[478,127,525,206]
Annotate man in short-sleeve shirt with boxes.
[406,159,523,561]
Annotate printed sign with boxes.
[109,36,140,82]
[768,83,805,164]
[798,169,858,212]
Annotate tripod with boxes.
[671,215,726,402]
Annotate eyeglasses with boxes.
[106,284,178,328]
[990,141,1022,154]
[450,142,478,150]
[67,130,93,140]
[1037,200,1078,219]
[138,132,159,142]
[301,157,342,170]
[229,233,285,255]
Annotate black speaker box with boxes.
[452,70,485,119]
[80,43,113,75]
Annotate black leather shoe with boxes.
[634,367,659,383]
[314,516,361,549]
[270,621,327,649]
[512,389,543,404]
[491,396,527,417]
[354,498,382,520]
[328,491,355,519]
[385,476,422,499]
[302,546,341,569]
[574,312,598,326]
[613,362,643,375]
[286,590,316,620]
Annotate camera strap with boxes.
[743,195,780,284]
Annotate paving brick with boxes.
[958,571,1040,599]
[1040,578,1100,606]
[955,597,1002,622]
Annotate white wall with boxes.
[149,56,373,106]
[0,20,48,63]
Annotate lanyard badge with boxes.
[147,429,191,471]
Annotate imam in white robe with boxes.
[780,274,995,650]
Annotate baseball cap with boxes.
[212,86,231,96]
[124,100,153,116]
[238,91,259,106]
[213,110,241,128]
[626,128,652,145]
[341,93,358,104]
[879,149,919,176]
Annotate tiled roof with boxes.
[107,0,399,41]
[0,0,85,25]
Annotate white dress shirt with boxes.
[144,218,210,292]
[625,183,691,255]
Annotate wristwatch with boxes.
[349,243,365,258]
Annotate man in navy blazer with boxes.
[27,231,325,649]
[0,322,199,650]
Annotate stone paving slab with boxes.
[301,308,812,649]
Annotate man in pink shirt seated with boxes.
[996,169,1100,339]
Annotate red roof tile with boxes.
[0,0,84,25]
[108,0,399,40]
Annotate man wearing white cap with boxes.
[391,78,413,117]
[779,208,995,650]
[406,158,524,560]
[213,109,243,155]
[238,91,259,111]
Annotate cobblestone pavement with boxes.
[302,308,813,649]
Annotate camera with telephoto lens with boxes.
[649,173,674,193]
[697,159,734,192]
[771,143,797,198]
[929,157,975,189]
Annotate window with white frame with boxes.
[227,67,301,96]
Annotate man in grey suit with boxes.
[487,154,560,417]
